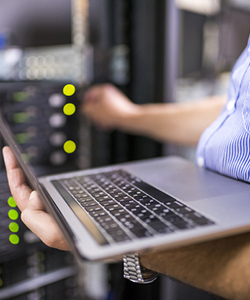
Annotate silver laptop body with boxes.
[1,112,250,261]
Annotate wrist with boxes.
[116,104,143,131]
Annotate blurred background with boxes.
[0,0,249,299]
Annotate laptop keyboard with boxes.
[55,170,215,244]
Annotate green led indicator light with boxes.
[8,209,19,220]
[9,234,20,245]
[13,92,28,102]
[63,84,76,96]
[9,222,19,233]
[63,103,76,116]
[63,140,76,154]
[8,197,17,208]
[13,112,29,123]
[15,133,30,144]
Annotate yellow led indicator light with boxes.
[9,222,19,233]
[63,84,76,96]
[0,278,3,287]
[63,140,76,154]
[8,209,19,220]
[9,234,20,245]
[8,197,17,208]
[63,103,76,116]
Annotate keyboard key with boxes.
[189,213,214,226]
[165,201,184,209]
[174,221,193,230]
[99,199,116,206]
[141,199,159,208]
[80,200,98,208]
[162,214,185,224]
[105,204,122,212]
[174,206,194,215]
[87,207,106,216]
[106,228,131,242]
[130,226,153,238]
[149,221,173,234]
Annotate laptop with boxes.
[1,111,250,261]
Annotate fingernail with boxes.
[30,191,36,200]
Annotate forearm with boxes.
[117,95,226,146]
[141,232,250,300]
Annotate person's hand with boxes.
[2,146,70,251]
[82,84,140,130]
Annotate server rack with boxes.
[89,0,169,167]
[0,0,91,299]
[0,82,86,300]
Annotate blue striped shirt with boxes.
[196,36,250,182]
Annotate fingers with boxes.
[22,191,71,251]
[84,83,115,101]
[2,146,32,211]
[2,146,70,251]
[83,85,100,104]
[81,87,102,117]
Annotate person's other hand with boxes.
[2,146,70,251]
[82,84,140,130]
